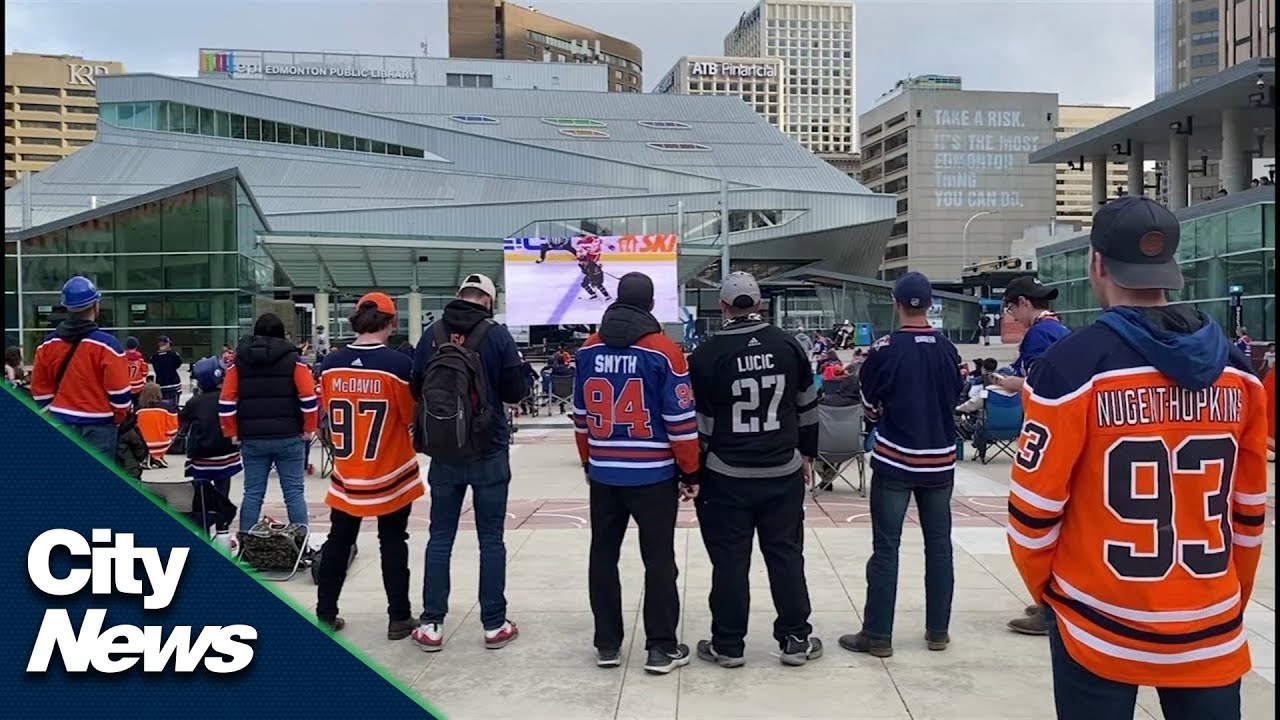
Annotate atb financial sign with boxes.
[199,49,417,82]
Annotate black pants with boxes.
[696,471,813,655]
[316,504,412,622]
[589,479,680,652]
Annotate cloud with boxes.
[4,0,1156,111]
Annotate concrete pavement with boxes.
[139,426,1277,720]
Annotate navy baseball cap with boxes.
[892,272,933,309]
[1090,196,1184,291]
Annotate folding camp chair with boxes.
[546,372,575,415]
[317,415,335,480]
[813,403,866,496]
[972,390,1024,464]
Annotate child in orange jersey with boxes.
[135,382,178,468]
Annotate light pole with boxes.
[961,210,999,277]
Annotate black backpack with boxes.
[413,320,494,462]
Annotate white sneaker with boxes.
[411,623,444,652]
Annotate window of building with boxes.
[66,122,95,131]
[1191,52,1219,68]
[882,176,909,194]
[67,138,91,147]
[18,87,60,96]
[883,129,908,153]
[647,142,711,152]
[100,101,428,159]
[445,73,494,88]
[1190,8,1219,24]
[896,197,909,215]
[558,128,610,139]
[638,120,692,129]
[20,153,63,162]
[450,114,499,125]
[65,106,97,114]
[889,222,908,238]
[19,137,61,146]
[884,153,909,173]
[1191,30,1219,45]
[65,89,97,98]
[541,117,607,128]
[20,120,62,130]
[19,103,60,113]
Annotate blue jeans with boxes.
[862,472,954,640]
[422,450,511,631]
[73,423,118,461]
[239,436,309,533]
[1047,607,1241,720]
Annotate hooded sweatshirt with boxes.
[219,336,318,440]
[1097,305,1232,390]
[124,348,149,395]
[411,299,524,454]
[573,303,700,487]
[29,318,132,425]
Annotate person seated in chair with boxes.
[955,365,1017,461]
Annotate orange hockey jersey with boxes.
[1008,309,1268,689]
[136,406,179,459]
[1265,367,1275,453]
[317,343,421,517]
[30,327,132,425]
[125,349,149,395]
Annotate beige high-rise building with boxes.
[1055,105,1130,227]
[1220,0,1276,69]
[5,52,124,187]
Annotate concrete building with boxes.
[1221,0,1276,69]
[4,71,900,356]
[196,48,608,92]
[447,0,642,93]
[857,81,1058,282]
[4,52,125,188]
[1031,57,1275,340]
[1055,104,1130,226]
[723,0,856,156]
[1156,0,1224,97]
[653,56,785,130]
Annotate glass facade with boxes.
[1039,201,1275,340]
[5,177,283,360]
[99,101,427,159]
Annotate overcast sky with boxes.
[6,0,1155,111]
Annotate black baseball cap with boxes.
[616,272,655,308]
[1002,276,1059,303]
[1089,196,1184,291]
[892,271,932,309]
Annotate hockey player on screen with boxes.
[575,235,612,301]
[535,236,577,263]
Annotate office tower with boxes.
[654,56,785,129]
[5,52,123,187]
[448,0,642,92]
[723,0,856,155]
[1056,105,1131,226]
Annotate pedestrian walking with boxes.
[839,272,964,658]
[689,271,823,668]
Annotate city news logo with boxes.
[202,51,235,74]
[25,529,257,674]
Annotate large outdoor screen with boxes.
[502,234,680,326]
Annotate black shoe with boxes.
[695,639,745,668]
[644,644,691,675]
[925,631,950,651]
[596,648,621,668]
[838,631,892,658]
[387,618,416,641]
[780,635,824,666]
[1008,611,1051,636]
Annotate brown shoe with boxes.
[925,631,950,651]
[1008,611,1050,636]
[838,632,893,658]
[387,618,416,641]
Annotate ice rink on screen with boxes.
[504,258,681,326]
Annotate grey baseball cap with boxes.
[720,271,762,309]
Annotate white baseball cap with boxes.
[458,273,497,299]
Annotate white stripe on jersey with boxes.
[1057,614,1247,665]
[588,459,675,469]
[1052,575,1240,623]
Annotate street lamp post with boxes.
[961,210,999,277]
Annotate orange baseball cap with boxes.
[357,292,397,317]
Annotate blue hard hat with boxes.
[192,356,225,392]
[61,276,101,311]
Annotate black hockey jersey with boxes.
[689,318,818,478]
[858,325,964,483]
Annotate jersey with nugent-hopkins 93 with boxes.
[688,318,819,479]
[858,326,964,483]
[573,304,700,487]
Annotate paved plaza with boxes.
[141,415,1277,720]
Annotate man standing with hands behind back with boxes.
[689,271,824,668]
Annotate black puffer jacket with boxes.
[233,336,304,439]
[598,303,663,348]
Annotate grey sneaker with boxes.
[780,635,824,666]
[1024,604,1041,616]
[1008,610,1050,636]
[596,648,621,668]
[696,639,745,668]
[644,644,691,675]
[838,631,893,658]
